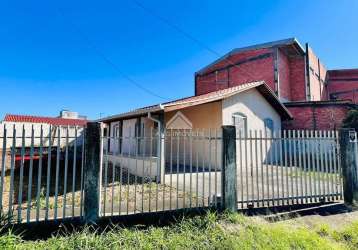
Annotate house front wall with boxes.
[222,89,282,168]
[164,101,222,130]
[109,118,156,156]
[164,90,283,171]
[222,88,282,132]
[164,101,223,171]
[109,121,121,154]
[106,89,284,175]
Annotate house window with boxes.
[136,120,145,137]
[264,118,274,135]
[232,112,247,137]
[113,124,120,138]
[141,121,145,137]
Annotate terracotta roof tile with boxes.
[98,81,292,121]
[163,81,263,107]
[3,114,87,126]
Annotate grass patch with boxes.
[288,168,339,182]
[1,212,358,249]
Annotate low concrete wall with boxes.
[107,155,159,179]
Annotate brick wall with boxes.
[194,39,358,116]
[278,48,291,101]
[289,56,307,101]
[283,102,351,130]
[195,48,275,96]
[195,44,309,103]
[326,69,358,103]
[306,45,327,101]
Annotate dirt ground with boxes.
[280,210,358,230]
[264,203,358,230]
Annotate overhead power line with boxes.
[132,0,256,79]
[57,8,169,101]
[132,0,223,59]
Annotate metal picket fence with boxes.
[100,129,222,216]
[0,124,85,224]
[236,130,343,209]
[100,128,344,217]
[0,123,350,225]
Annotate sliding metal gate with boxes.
[236,130,343,209]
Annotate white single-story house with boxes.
[0,110,87,173]
[0,110,87,149]
[98,81,292,181]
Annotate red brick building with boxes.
[326,69,358,103]
[194,38,358,130]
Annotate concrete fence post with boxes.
[339,129,358,206]
[221,125,237,212]
[83,122,101,223]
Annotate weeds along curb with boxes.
[0,207,211,240]
[0,202,350,241]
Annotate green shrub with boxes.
[342,109,358,131]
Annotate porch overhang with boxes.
[97,105,164,123]
[98,81,292,122]
[163,82,293,120]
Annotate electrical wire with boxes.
[57,8,169,101]
[132,0,257,79]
